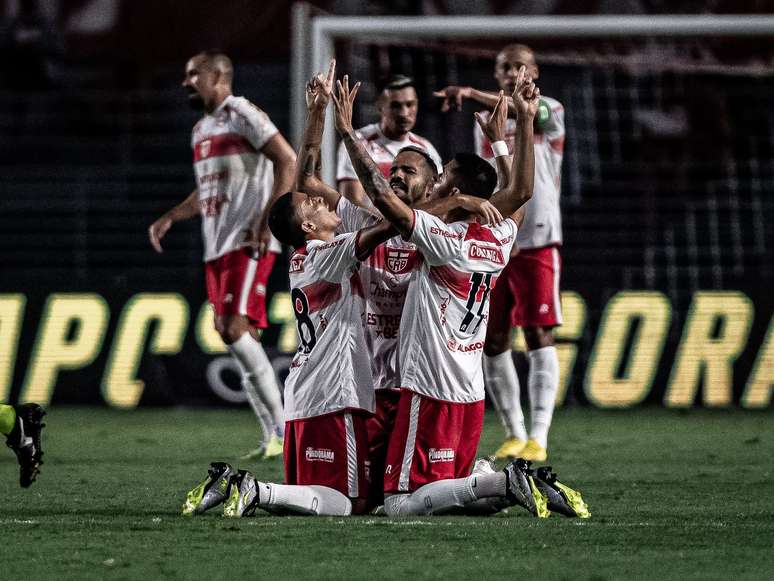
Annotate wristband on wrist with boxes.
[491,140,508,157]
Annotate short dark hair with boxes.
[378,74,415,94]
[197,49,234,83]
[268,192,306,249]
[397,146,438,177]
[451,152,498,200]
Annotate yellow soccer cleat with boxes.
[493,437,527,460]
[519,439,547,462]
[263,434,284,459]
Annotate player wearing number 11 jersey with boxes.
[333,71,550,516]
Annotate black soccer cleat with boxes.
[503,458,538,516]
[532,466,591,518]
[5,403,46,488]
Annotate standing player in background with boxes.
[1,403,45,487]
[148,51,296,460]
[336,75,442,207]
[435,44,565,462]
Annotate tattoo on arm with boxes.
[342,132,391,200]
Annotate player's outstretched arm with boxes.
[148,189,199,253]
[333,75,413,237]
[488,69,538,224]
[294,60,342,209]
[434,85,518,116]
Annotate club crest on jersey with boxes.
[468,243,504,265]
[428,448,455,463]
[289,257,305,273]
[199,139,211,159]
[387,249,412,273]
[305,447,335,463]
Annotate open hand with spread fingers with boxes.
[331,74,362,135]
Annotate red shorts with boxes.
[204,248,277,328]
[364,389,401,506]
[489,245,562,331]
[383,389,485,494]
[284,411,370,499]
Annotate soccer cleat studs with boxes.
[6,404,46,488]
[533,466,591,518]
[182,462,236,516]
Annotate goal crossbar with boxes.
[291,7,774,183]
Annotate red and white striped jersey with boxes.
[336,197,421,392]
[284,231,375,421]
[474,95,564,250]
[336,123,442,183]
[191,95,281,262]
[399,210,517,403]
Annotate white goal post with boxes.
[291,5,774,184]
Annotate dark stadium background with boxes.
[1,0,772,409]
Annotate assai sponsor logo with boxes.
[428,448,455,463]
[468,243,504,265]
[386,249,412,274]
[305,447,335,463]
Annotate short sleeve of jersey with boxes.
[308,232,360,282]
[233,98,279,151]
[336,139,358,182]
[408,209,463,266]
[543,98,565,144]
[336,196,381,233]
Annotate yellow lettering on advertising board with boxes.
[665,291,753,407]
[585,292,671,407]
[102,294,188,408]
[0,294,26,402]
[20,294,109,405]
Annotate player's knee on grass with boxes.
[484,325,511,357]
[350,498,369,515]
[523,326,555,351]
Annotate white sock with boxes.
[256,482,352,516]
[242,380,273,447]
[229,333,285,438]
[527,346,559,448]
[383,473,506,516]
[483,352,528,441]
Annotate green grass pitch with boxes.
[2,407,773,580]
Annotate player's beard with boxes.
[187,91,205,111]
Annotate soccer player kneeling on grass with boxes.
[333,69,588,518]
[181,62,505,518]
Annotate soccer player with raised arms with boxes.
[334,70,563,517]
[336,74,442,208]
[148,51,294,460]
[436,44,566,462]
[182,62,502,518]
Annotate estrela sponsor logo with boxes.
[305,447,335,463]
[429,226,463,240]
[428,448,455,463]
[468,243,504,265]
